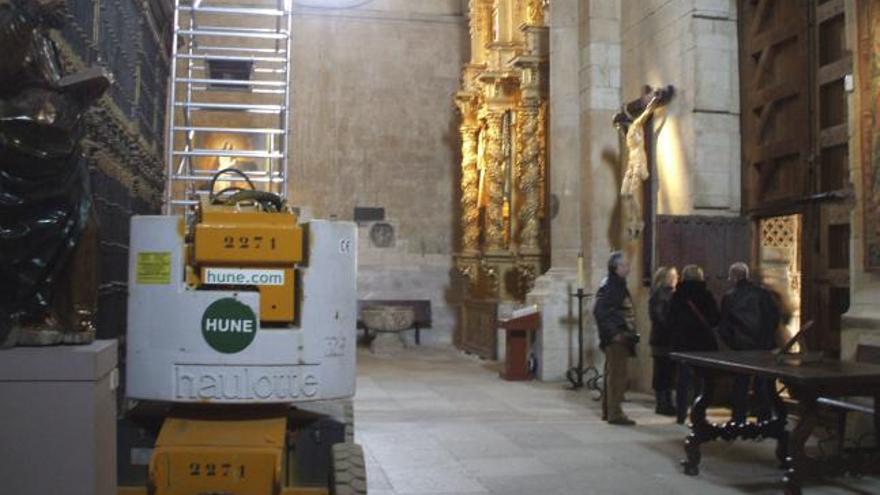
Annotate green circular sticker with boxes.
[201,298,258,353]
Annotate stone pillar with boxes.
[580,0,624,379]
[526,0,589,381]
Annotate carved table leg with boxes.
[784,388,818,495]
[682,368,716,476]
[875,394,880,450]
[771,382,790,469]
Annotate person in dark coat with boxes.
[593,251,639,426]
[718,262,781,423]
[668,264,720,424]
[649,266,678,416]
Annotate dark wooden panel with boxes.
[458,299,498,360]
[657,216,751,301]
[739,0,811,211]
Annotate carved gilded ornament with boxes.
[479,257,500,294]
[460,125,481,252]
[524,0,546,26]
[517,105,541,251]
[514,259,537,298]
[470,0,493,58]
[483,111,507,251]
[455,0,548,301]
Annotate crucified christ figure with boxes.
[620,96,660,240]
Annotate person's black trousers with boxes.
[652,353,676,392]
[732,375,774,423]
[676,364,703,422]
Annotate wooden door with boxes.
[738,0,852,355]
[806,1,851,357]
[739,0,812,210]
[458,298,498,359]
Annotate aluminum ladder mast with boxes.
[164,0,292,218]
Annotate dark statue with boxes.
[0,0,109,347]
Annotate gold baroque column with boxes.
[483,110,506,252]
[517,104,541,252]
[460,123,481,252]
[525,0,546,26]
[470,0,493,62]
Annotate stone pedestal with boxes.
[0,340,118,495]
[526,268,601,381]
[370,332,408,354]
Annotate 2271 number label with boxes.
[222,235,277,250]
[188,462,246,479]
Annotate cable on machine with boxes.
[208,167,285,212]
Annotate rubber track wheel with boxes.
[344,399,355,443]
[330,442,367,495]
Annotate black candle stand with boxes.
[565,289,601,395]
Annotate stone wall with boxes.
[621,0,740,216]
[531,0,742,390]
[529,0,624,382]
[288,1,467,344]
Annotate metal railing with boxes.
[164,0,292,217]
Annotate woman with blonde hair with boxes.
[649,266,678,416]
[668,264,720,423]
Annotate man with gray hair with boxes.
[718,262,780,423]
[593,251,639,426]
[729,262,749,283]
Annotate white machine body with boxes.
[125,215,357,404]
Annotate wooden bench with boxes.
[357,300,431,345]
[817,343,879,451]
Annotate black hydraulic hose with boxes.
[208,167,255,203]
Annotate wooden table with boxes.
[670,350,880,495]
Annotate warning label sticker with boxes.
[136,252,172,285]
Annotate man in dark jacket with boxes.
[718,262,781,423]
[593,251,638,426]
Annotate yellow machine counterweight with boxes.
[191,199,303,323]
[149,414,286,495]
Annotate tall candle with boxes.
[577,252,585,291]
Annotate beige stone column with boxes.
[524,0,585,381]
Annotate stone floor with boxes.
[353,345,880,495]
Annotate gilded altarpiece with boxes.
[454,0,549,358]
[858,0,880,270]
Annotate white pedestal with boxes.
[0,340,118,495]
[525,268,606,382]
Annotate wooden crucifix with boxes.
[613,85,674,285]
